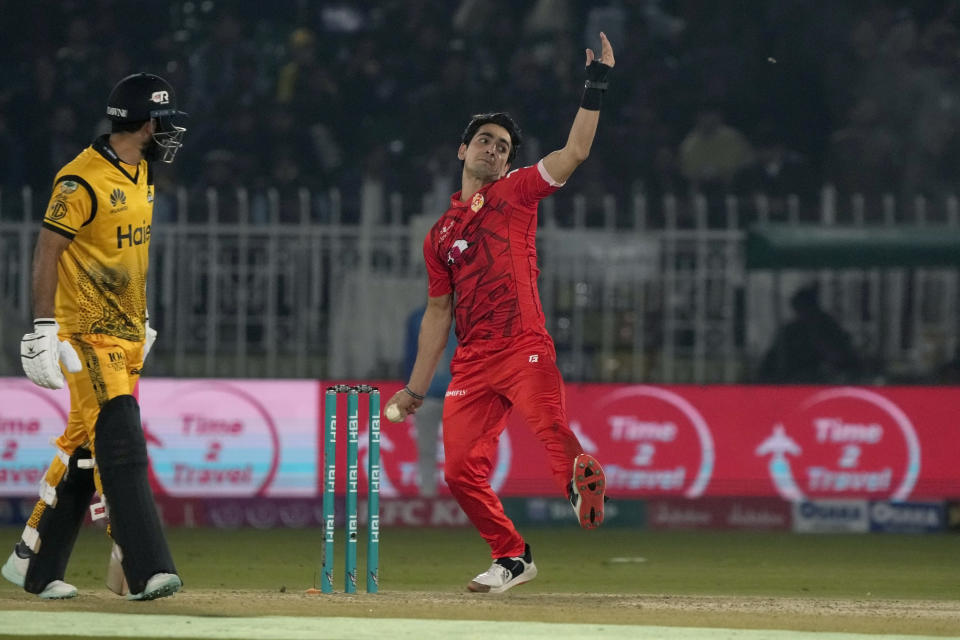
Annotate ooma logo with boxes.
[756,388,920,501]
[150,90,170,104]
[595,386,715,497]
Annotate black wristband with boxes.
[403,386,425,401]
[581,60,611,111]
[581,87,603,111]
[585,60,611,83]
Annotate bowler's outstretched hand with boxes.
[384,387,423,423]
[586,31,616,68]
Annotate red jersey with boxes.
[424,160,563,354]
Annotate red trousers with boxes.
[442,334,583,558]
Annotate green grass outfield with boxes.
[0,526,958,638]
[1,525,952,598]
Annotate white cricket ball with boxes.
[385,403,403,423]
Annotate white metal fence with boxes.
[1,185,957,383]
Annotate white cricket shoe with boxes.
[127,572,182,601]
[1,548,27,587]
[3,548,77,599]
[467,543,537,594]
[38,580,78,599]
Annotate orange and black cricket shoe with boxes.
[570,453,607,529]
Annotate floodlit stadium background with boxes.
[0,6,958,627]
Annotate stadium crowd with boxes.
[1,0,960,226]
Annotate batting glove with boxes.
[20,319,82,389]
[143,316,158,363]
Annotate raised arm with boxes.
[541,32,616,184]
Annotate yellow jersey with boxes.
[41,135,153,342]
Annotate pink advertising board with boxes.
[379,384,960,500]
[2,379,958,500]
[0,380,70,495]
[138,379,319,497]
[0,378,319,498]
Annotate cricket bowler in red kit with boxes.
[386,33,615,594]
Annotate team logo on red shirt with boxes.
[471,193,484,212]
[447,239,469,265]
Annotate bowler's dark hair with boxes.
[460,112,522,165]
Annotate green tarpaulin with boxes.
[746,225,960,269]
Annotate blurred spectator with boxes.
[358,144,412,225]
[606,100,673,201]
[758,284,862,384]
[188,149,245,223]
[525,0,574,38]
[679,105,754,226]
[824,15,885,125]
[405,51,476,148]
[900,17,960,204]
[46,106,90,179]
[735,124,815,224]
[679,106,754,193]
[7,1,960,220]
[276,28,343,129]
[641,0,686,42]
[342,35,394,138]
[275,27,318,100]
[737,125,813,195]
[54,16,104,126]
[825,97,900,196]
[224,106,267,186]
[255,143,317,224]
[186,6,265,184]
[187,8,262,116]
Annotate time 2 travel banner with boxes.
[1,379,957,500]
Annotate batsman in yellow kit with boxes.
[1,73,187,600]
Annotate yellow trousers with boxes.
[27,333,143,529]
